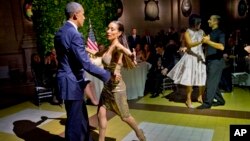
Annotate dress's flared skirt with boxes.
[167,53,206,86]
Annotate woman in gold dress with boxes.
[97,21,146,141]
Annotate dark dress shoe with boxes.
[150,93,159,98]
[197,104,211,109]
[212,102,225,106]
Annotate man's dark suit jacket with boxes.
[128,34,140,50]
[54,22,110,100]
[54,21,110,141]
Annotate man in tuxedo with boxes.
[150,43,175,98]
[54,2,110,141]
[128,28,141,51]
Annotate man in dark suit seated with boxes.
[149,43,175,98]
[54,2,110,141]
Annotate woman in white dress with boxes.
[167,14,206,108]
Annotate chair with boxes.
[31,69,53,106]
[161,76,175,95]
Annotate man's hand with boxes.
[179,47,187,53]
[161,68,168,76]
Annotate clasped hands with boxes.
[201,35,210,44]
[178,35,210,53]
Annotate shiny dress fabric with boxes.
[99,51,130,118]
[167,29,206,86]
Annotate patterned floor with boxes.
[122,122,214,141]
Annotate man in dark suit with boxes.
[141,30,154,46]
[127,28,141,51]
[150,43,175,98]
[54,2,110,141]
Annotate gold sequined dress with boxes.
[99,50,130,118]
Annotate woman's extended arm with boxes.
[116,42,133,56]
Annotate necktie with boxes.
[147,36,151,44]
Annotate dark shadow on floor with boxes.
[13,116,116,141]
[13,116,65,141]
[164,85,200,103]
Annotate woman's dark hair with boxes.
[111,21,129,49]
[189,14,201,28]
[110,21,135,69]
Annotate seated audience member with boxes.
[31,53,44,86]
[44,50,59,104]
[141,43,154,64]
[135,43,144,63]
[149,43,175,98]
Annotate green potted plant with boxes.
[32,0,119,55]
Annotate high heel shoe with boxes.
[185,101,194,108]
[136,129,146,141]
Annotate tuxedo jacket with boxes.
[54,22,110,100]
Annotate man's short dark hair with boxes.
[65,2,82,19]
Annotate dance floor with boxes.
[122,122,213,141]
[0,86,250,141]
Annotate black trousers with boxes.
[152,71,164,94]
[64,100,93,141]
[204,59,226,106]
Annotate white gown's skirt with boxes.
[167,51,206,86]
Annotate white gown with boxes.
[167,29,206,86]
